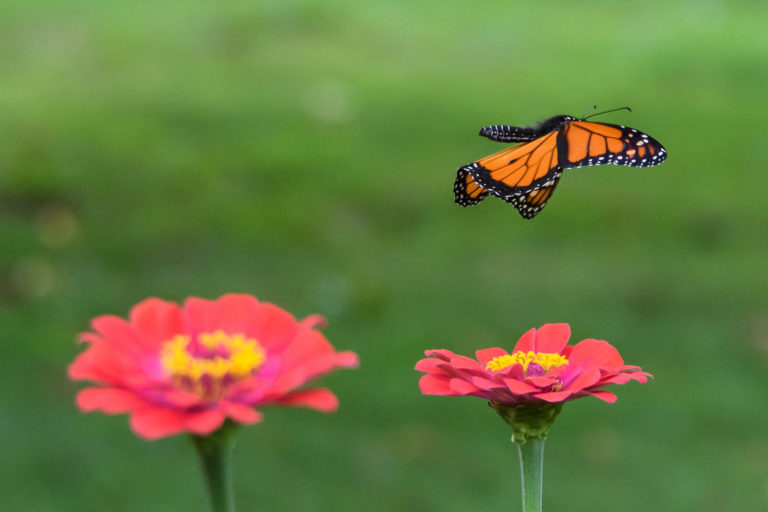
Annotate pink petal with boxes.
[298,314,327,330]
[334,350,360,369]
[76,388,147,413]
[471,376,504,391]
[534,323,571,353]
[449,378,479,395]
[210,294,264,337]
[68,341,142,385]
[129,407,190,440]
[129,298,184,351]
[563,368,601,392]
[89,315,144,354]
[512,328,537,353]
[276,388,340,412]
[568,339,624,370]
[221,402,263,424]
[419,374,454,395]
[503,378,539,395]
[415,357,445,373]
[588,390,617,403]
[449,356,486,372]
[476,348,507,366]
[526,376,558,388]
[184,409,227,435]
[535,390,572,402]
[249,302,300,351]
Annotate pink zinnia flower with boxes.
[416,323,650,406]
[69,294,359,440]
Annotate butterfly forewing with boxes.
[560,121,667,169]
[467,131,560,199]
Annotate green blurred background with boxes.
[2,0,767,510]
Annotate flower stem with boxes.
[191,422,239,512]
[516,439,545,512]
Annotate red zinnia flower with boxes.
[416,323,650,406]
[69,294,359,440]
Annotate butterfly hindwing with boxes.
[454,164,489,206]
[504,172,562,219]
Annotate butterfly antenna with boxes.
[580,105,597,119]
[583,106,632,120]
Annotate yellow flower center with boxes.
[160,330,266,400]
[485,351,568,374]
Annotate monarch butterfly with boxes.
[454,108,667,219]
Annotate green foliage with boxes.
[2,1,767,511]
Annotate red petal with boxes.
[76,388,147,413]
[221,402,263,424]
[502,378,538,395]
[249,302,300,351]
[419,374,453,395]
[129,298,184,351]
[476,348,507,366]
[415,357,444,373]
[535,323,571,353]
[588,390,617,403]
[129,407,189,440]
[210,294,264,337]
[423,349,456,361]
[568,339,623,370]
[449,378,478,395]
[449,356,486,373]
[471,376,504,391]
[563,368,601,392]
[534,390,572,402]
[512,328,537,353]
[277,388,340,412]
[184,409,226,435]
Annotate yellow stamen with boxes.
[160,330,266,399]
[486,351,568,374]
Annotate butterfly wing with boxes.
[466,130,561,200]
[454,165,489,206]
[559,121,667,169]
[504,172,562,219]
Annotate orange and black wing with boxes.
[505,172,562,219]
[461,130,561,201]
[558,121,667,169]
[454,166,489,206]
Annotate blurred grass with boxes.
[1,0,768,511]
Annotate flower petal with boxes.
[221,402,263,424]
[512,328,537,353]
[587,390,617,403]
[129,407,190,440]
[76,388,147,414]
[534,323,571,353]
[503,378,539,395]
[419,374,454,395]
[449,378,479,395]
[476,348,507,366]
[568,339,624,370]
[129,298,184,351]
[276,388,340,412]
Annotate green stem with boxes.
[191,422,239,512]
[516,439,545,512]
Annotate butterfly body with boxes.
[455,114,667,218]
